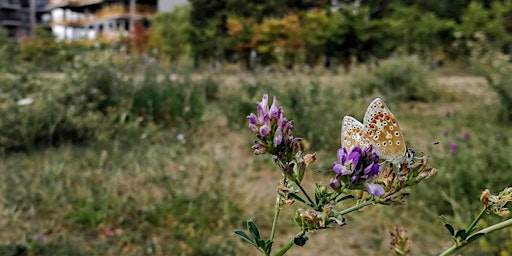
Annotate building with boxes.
[47,0,186,41]
[0,0,50,39]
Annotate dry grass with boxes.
[0,69,500,255]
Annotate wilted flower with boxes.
[483,187,512,217]
[389,226,411,256]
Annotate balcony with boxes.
[51,3,156,26]
[0,0,21,9]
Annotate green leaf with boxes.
[294,235,308,246]
[264,240,274,254]
[256,238,266,249]
[439,216,455,236]
[455,229,467,240]
[336,194,354,203]
[289,193,307,204]
[234,230,257,247]
[247,219,261,241]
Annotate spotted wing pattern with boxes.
[362,98,407,163]
[342,116,370,150]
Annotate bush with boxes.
[349,55,438,102]
[0,52,208,151]
[132,71,206,127]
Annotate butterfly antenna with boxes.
[411,141,440,157]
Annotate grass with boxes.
[0,65,510,255]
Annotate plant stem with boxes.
[296,182,315,206]
[274,232,304,256]
[270,193,282,242]
[466,206,488,234]
[438,217,512,256]
[338,201,373,215]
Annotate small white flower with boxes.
[176,133,185,141]
[17,98,33,106]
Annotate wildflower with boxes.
[247,94,293,156]
[462,131,471,139]
[330,145,383,196]
[36,233,46,241]
[449,143,457,154]
[445,110,453,117]
[442,129,449,136]
[366,183,385,197]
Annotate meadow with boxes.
[1,52,512,256]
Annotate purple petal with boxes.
[257,94,269,121]
[247,113,258,131]
[260,125,270,136]
[366,183,385,196]
[274,130,282,145]
[269,96,280,119]
[337,148,344,163]
[329,178,340,189]
[364,163,381,178]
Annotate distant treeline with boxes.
[140,0,512,70]
[4,0,512,70]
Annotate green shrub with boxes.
[349,56,438,102]
[132,72,206,127]
[0,53,207,151]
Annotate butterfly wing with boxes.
[342,116,370,150]
[362,98,407,160]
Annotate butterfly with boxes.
[342,98,414,166]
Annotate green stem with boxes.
[274,232,304,256]
[438,217,512,256]
[466,206,489,234]
[270,194,281,242]
[339,201,374,215]
[296,182,315,206]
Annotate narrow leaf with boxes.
[336,194,354,203]
[247,220,261,240]
[289,193,307,204]
[439,216,455,236]
[234,230,257,247]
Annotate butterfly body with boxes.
[342,98,413,166]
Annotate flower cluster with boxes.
[377,155,438,205]
[329,145,384,196]
[247,94,293,156]
[481,187,512,217]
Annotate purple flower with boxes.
[366,183,385,196]
[330,145,382,191]
[450,142,457,154]
[442,129,449,136]
[446,110,453,117]
[36,233,46,241]
[330,178,340,189]
[247,94,294,155]
[462,131,471,139]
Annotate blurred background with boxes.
[1,0,512,255]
